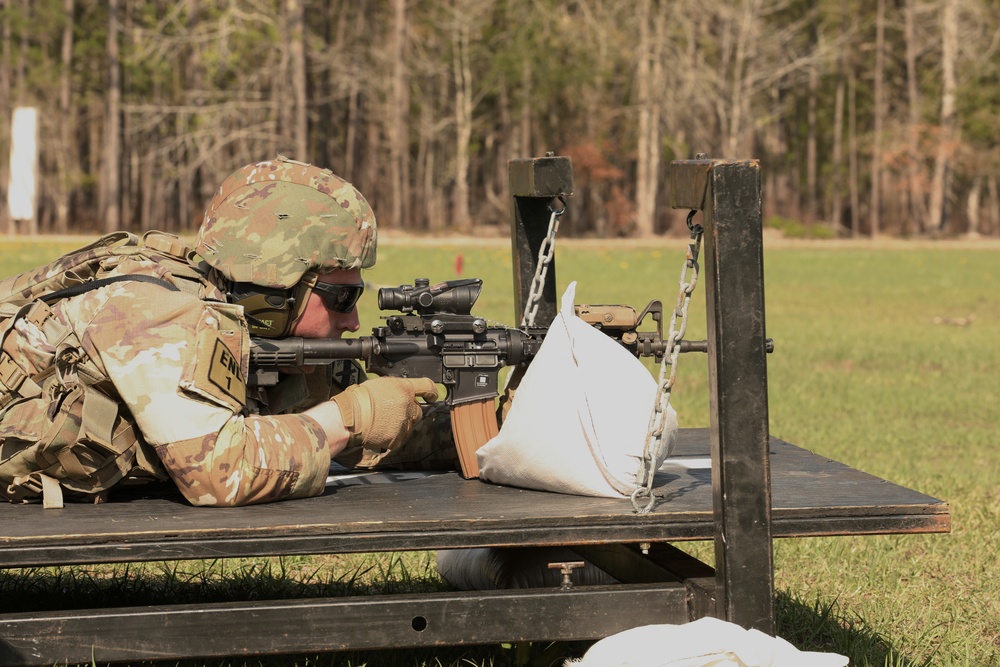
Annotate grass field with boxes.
[0,234,997,666]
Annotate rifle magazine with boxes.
[449,398,499,479]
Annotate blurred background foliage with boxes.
[0,0,998,240]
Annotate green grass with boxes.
[0,236,997,666]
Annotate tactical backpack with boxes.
[0,231,210,507]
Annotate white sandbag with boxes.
[566,617,849,667]
[477,282,676,498]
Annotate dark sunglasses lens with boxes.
[315,283,364,313]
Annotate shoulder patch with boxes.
[187,327,247,410]
[206,336,246,404]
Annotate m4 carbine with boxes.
[249,278,667,478]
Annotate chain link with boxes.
[520,197,566,328]
[500,197,566,403]
[632,210,704,514]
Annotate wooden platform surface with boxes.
[0,428,949,568]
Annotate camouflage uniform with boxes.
[0,157,454,508]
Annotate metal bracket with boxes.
[548,561,586,590]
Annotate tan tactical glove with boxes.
[331,376,439,453]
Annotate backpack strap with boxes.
[0,302,50,409]
[39,274,180,303]
[142,230,191,259]
[0,355,42,409]
[6,472,65,509]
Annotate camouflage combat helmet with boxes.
[196,156,377,336]
[196,156,377,289]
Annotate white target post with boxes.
[7,107,39,233]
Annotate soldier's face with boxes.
[293,269,363,339]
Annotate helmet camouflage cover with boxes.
[196,157,377,289]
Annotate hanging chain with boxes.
[631,210,704,514]
[500,197,567,405]
[520,197,567,328]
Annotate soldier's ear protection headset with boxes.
[228,272,365,338]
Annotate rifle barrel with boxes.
[250,336,376,366]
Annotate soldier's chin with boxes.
[279,367,316,375]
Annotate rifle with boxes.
[248,278,669,478]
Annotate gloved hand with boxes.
[331,376,439,452]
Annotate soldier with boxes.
[0,156,453,508]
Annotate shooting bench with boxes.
[0,157,949,666]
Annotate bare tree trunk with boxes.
[485,80,511,221]
[345,78,359,181]
[273,5,291,155]
[53,0,75,234]
[519,57,531,158]
[649,6,665,235]
[288,0,308,161]
[12,0,33,234]
[830,79,845,229]
[929,0,957,234]
[723,0,757,157]
[988,176,999,237]
[634,0,658,237]
[316,2,335,171]
[451,0,472,233]
[349,6,374,187]
[120,0,133,233]
[869,0,885,237]
[415,98,430,231]
[129,145,139,230]
[0,0,11,234]
[806,64,818,223]
[185,0,212,227]
[848,61,860,238]
[140,148,153,232]
[762,86,788,222]
[805,6,819,223]
[101,0,121,233]
[830,1,847,232]
[363,113,379,212]
[388,0,407,228]
[15,0,26,101]
[176,114,188,233]
[904,0,926,235]
[966,176,981,237]
[424,77,446,233]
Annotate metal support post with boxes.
[671,158,776,634]
[507,156,574,328]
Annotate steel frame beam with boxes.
[0,583,711,666]
[672,158,775,633]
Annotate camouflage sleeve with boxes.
[64,280,331,506]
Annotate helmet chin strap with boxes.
[286,271,320,334]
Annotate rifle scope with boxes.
[377,278,482,315]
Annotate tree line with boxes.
[1,0,998,239]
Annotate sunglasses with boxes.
[311,281,365,313]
